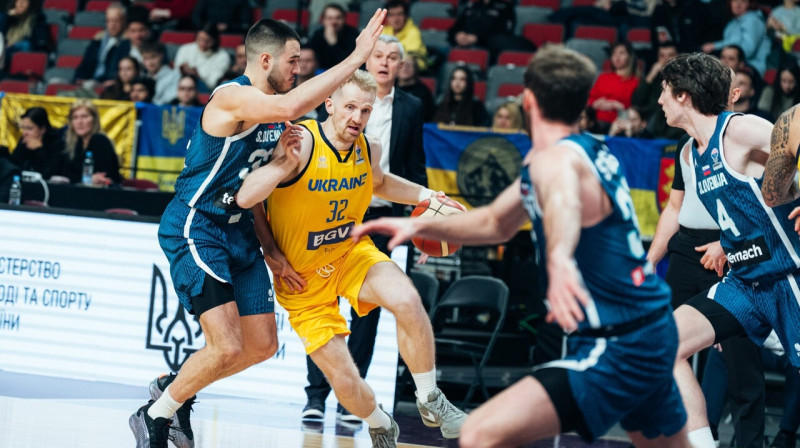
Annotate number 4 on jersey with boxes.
[716,199,741,236]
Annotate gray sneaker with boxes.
[129,401,170,448]
[368,405,399,448]
[149,373,195,448]
[415,388,467,439]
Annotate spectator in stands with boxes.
[719,44,765,94]
[702,0,771,75]
[74,2,126,88]
[191,0,251,34]
[491,101,524,132]
[768,0,800,53]
[588,41,640,131]
[631,41,683,139]
[100,56,139,100]
[448,0,535,63]
[307,4,359,70]
[120,6,151,64]
[59,99,122,186]
[650,0,724,53]
[579,105,602,134]
[382,0,428,72]
[396,52,435,122]
[550,0,657,44]
[433,66,488,126]
[9,107,62,180]
[141,41,179,105]
[174,22,231,92]
[295,45,318,87]
[0,0,50,71]
[733,68,772,120]
[607,106,653,138]
[130,77,155,103]
[230,43,246,76]
[758,63,800,121]
[170,75,202,107]
[149,0,197,30]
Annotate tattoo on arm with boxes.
[763,108,798,206]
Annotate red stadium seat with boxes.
[474,80,486,102]
[426,0,459,8]
[48,23,60,45]
[0,80,32,93]
[272,9,310,28]
[220,34,244,49]
[159,31,195,45]
[43,0,77,15]
[574,25,617,45]
[9,52,48,79]
[571,0,596,6]
[56,55,83,68]
[346,11,360,27]
[68,26,103,40]
[198,93,211,105]
[626,28,650,44]
[252,7,262,22]
[44,83,80,96]
[448,48,489,71]
[522,23,564,47]
[519,0,560,9]
[497,51,535,67]
[84,0,111,11]
[419,17,455,31]
[764,68,777,85]
[497,83,524,98]
[420,76,437,96]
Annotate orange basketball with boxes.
[410,196,466,257]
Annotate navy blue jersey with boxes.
[520,133,672,330]
[691,112,800,282]
[173,75,284,220]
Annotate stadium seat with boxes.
[198,93,210,105]
[496,83,524,98]
[570,0,596,6]
[73,10,105,27]
[84,0,111,11]
[359,0,384,27]
[9,52,48,79]
[519,0,560,9]
[419,76,437,97]
[159,30,195,45]
[565,38,609,71]
[574,25,617,45]
[272,9,310,28]
[252,7,262,22]
[48,23,61,46]
[43,0,77,15]
[409,2,452,26]
[56,55,82,68]
[426,0,459,8]
[346,11,359,28]
[764,68,777,86]
[219,34,243,49]
[44,83,80,96]
[487,65,526,101]
[626,28,651,49]
[522,23,564,47]
[419,17,456,31]
[515,6,554,34]
[497,51,535,67]
[0,80,32,93]
[420,29,450,51]
[474,80,486,102]
[44,66,76,84]
[68,26,103,40]
[448,48,489,72]
[56,39,90,56]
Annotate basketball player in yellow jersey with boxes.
[762,104,800,235]
[237,70,467,446]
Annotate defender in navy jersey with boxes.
[659,53,800,448]
[354,45,690,448]
[130,13,388,448]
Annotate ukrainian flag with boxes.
[135,103,202,191]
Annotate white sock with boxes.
[364,404,392,429]
[412,369,437,402]
[688,427,717,448]
[147,386,183,420]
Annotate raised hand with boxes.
[352,9,387,63]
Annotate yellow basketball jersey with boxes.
[267,119,373,273]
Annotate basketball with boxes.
[410,196,466,257]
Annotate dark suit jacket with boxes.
[74,37,129,83]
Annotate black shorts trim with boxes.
[191,275,235,317]
[531,367,592,442]
[685,290,747,344]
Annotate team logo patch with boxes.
[355,145,365,164]
[307,222,354,250]
[318,155,328,168]
[213,187,238,211]
[710,148,722,170]
[723,236,772,267]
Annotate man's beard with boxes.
[267,69,289,94]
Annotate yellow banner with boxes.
[0,94,137,176]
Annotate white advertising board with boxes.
[0,208,398,410]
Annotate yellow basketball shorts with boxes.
[275,239,392,354]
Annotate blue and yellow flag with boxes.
[135,103,202,191]
[0,93,137,175]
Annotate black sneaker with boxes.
[149,373,196,448]
[302,397,325,420]
[129,401,170,448]
[336,403,362,424]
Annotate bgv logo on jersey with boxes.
[307,222,355,250]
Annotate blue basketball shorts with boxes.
[158,199,274,316]
[535,312,686,441]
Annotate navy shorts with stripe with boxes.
[701,273,800,368]
[158,199,274,316]
[536,312,686,441]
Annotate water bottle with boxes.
[82,151,94,186]
[8,175,21,205]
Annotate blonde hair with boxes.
[494,102,524,130]
[337,69,378,95]
[64,99,102,160]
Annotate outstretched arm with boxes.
[762,106,800,207]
